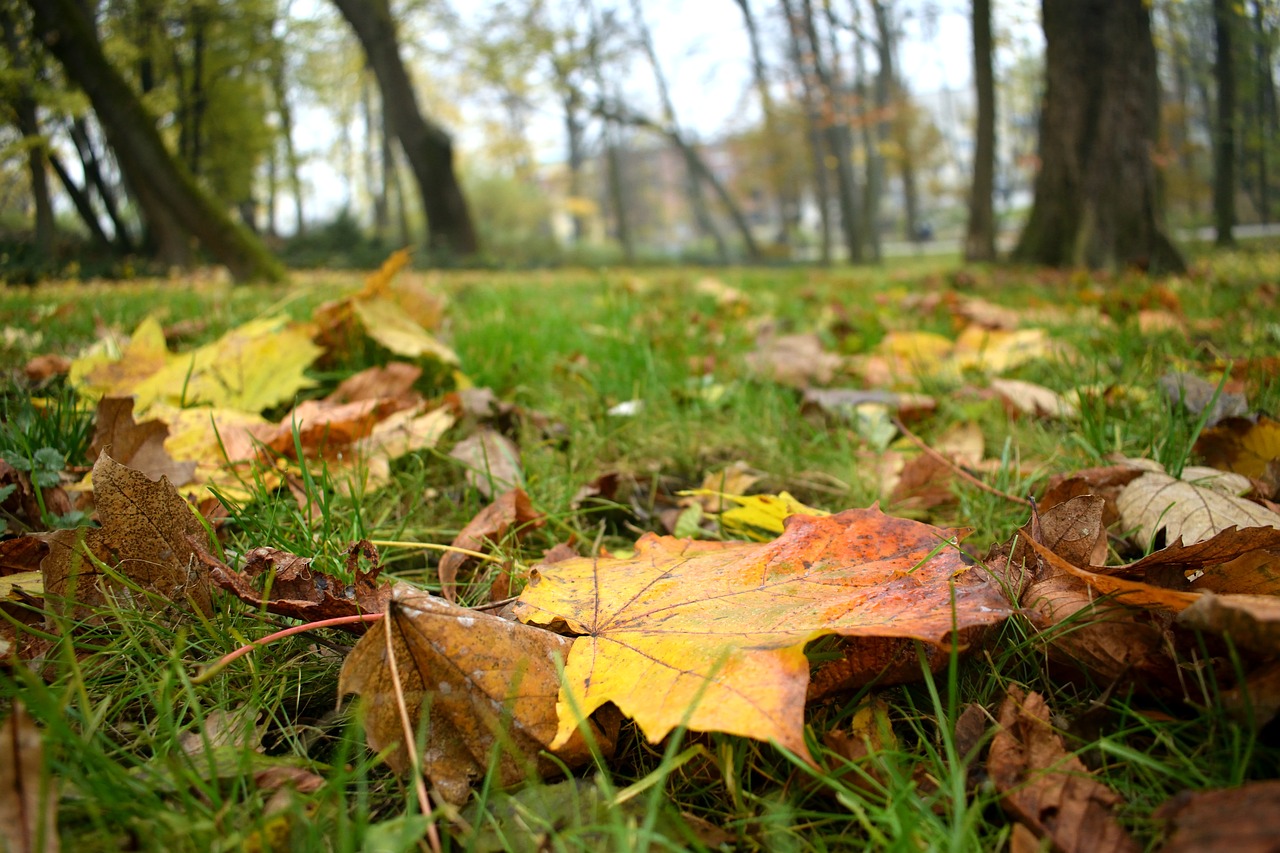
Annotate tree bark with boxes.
[1213,0,1237,246]
[26,0,284,281]
[69,118,133,252]
[797,0,862,262]
[0,5,53,258]
[1012,0,1184,274]
[783,0,832,264]
[49,150,112,250]
[330,0,477,260]
[965,0,997,261]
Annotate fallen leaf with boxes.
[989,686,1138,853]
[711,491,829,540]
[22,354,70,384]
[439,489,544,603]
[338,588,618,804]
[195,540,391,633]
[514,509,1012,762]
[40,453,212,619]
[1176,592,1280,654]
[88,397,196,486]
[1196,416,1280,495]
[349,404,456,492]
[0,702,59,853]
[990,378,1077,420]
[324,362,423,404]
[1160,372,1248,427]
[450,430,524,498]
[1154,781,1280,853]
[683,462,763,514]
[745,333,843,387]
[1117,471,1280,545]
[800,388,937,422]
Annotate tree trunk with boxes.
[1213,0,1237,246]
[69,118,133,252]
[965,0,997,261]
[26,0,284,281]
[1254,1,1276,223]
[783,0,832,264]
[735,0,796,248]
[798,0,862,262]
[49,151,112,250]
[267,24,305,235]
[0,5,53,257]
[330,0,477,260]
[1012,0,1184,274]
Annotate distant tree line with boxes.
[0,0,1272,279]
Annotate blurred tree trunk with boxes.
[26,0,284,280]
[853,5,882,262]
[267,19,305,235]
[69,118,133,251]
[1213,0,1237,246]
[735,0,797,249]
[796,0,862,262]
[1013,0,1184,274]
[783,0,832,264]
[1251,1,1277,223]
[0,5,53,258]
[965,0,997,261]
[48,151,113,250]
[331,0,477,260]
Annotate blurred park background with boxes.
[1,0,1274,279]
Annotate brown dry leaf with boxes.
[1176,592,1280,654]
[1109,527,1280,592]
[1039,465,1144,520]
[1154,781,1280,853]
[0,702,59,853]
[88,397,196,487]
[744,332,844,387]
[0,537,48,577]
[999,497,1174,684]
[195,540,391,633]
[439,489,544,603]
[889,452,957,510]
[450,430,523,498]
[513,508,1012,762]
[40,453,211,619]
[989,378,1078,420]
[338,588,618,804]
[324,362,422,404]
[989,686,1138,853]
[22,354,70,384]
[1024,537,1200,612]
[1116,470,1280,545]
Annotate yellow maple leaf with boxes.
[70,315,169,402]
[513,509,1011,762]
[681,490,829,540]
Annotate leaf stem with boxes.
[367,539,504,563]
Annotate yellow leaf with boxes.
[135,317,321,413]
[70,315,169,401]
[353,298,459,364]
[513,509,1011,761]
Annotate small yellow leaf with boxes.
[682,490,829,540]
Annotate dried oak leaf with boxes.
[513,508,1013,762]
[40,453,211,620]
[989,686,1138,853]
[194,539,391,633]
[438,488,543,603]
[0,702,59,853]
[89,396,196,487]
[1154,781,1280,853]
[338,589,618,804]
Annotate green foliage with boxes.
[463,169,562,266]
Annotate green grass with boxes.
[2,254,1279,850]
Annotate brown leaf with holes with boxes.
[39,453,211,620]
[989,686,1138,853]
[1155,781,1280,853]
[438,489,543,603]
[89,397,196,486]
[514,508,1013,762]
[0,702,59,853]
[194,540,391,633]
[338,588,618,804]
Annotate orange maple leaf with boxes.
[513,508,1013,761]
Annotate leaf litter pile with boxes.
[4,255,1280,849]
